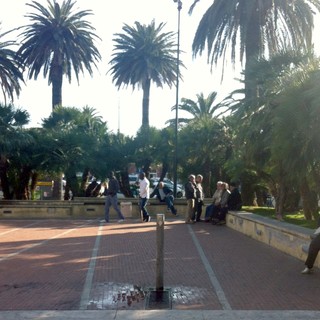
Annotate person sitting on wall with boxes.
[211,182,230,225]
[205,181,224,222]
[228,182,242,211]
[150,181,178,216]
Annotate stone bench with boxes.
[226,210,319,267]
[0,198,181,219]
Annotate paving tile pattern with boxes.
[0,218,319,312]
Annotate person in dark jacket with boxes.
[104,171,125,223]
[185,174,197,224]
[150,181,177,215]
[227,182,242,211]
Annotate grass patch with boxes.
[243,206,318,230]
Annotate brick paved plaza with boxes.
[0,218,319,319]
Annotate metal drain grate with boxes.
[145,289,172,310]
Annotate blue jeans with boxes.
[105,195,124,222]
[139,197,149,220]
[164,195,177,214]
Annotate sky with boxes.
[1,1,319,136]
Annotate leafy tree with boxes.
[179,117,232,197]
[269,55,320,220]
[17,0,101,109]
[167,91,223,126]
[0,29,24,104]
[42,106,108,198]
[189,0,320,99]
[0,104,32,199]
[109,20,183,128]
[226,51,320,218]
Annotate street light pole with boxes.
[173,0,182,198]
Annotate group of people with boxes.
[104,171,178,224]
[185,175,242,225]
[184,174,204,224]
[103,171,243,226]
[103,171,320,275]
[104,171,151,223]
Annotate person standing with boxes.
[104,171,125,223]
[185,174,197,224]
[139,172,151,222]
[195,174,204,222]
[301,230,320,274]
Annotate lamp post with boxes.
[173,0,182,198]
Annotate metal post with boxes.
[173,0,182,198]
[156,214,165,291]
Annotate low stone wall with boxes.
[0,198,188,220]
[226,211,319,267]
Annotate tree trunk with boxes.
[119,170,134,197]
[51,54,63,110]
[275,180,286,220]
[80,167,90,196]
[16,165,32,200]
[30,171,38,200]
[244,11,261,102]
[52,174,63,200]
[142,78,151,127]
[300,179,318,220]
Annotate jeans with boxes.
[105,195,124,222]
[164,195,177,214]
[305,234,320,268]
[139,197,149,220]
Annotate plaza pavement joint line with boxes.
[188,224,232,310]
[79,221,104,310]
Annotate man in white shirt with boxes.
[138,172,151,222]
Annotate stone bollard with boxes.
[156,214,165,291]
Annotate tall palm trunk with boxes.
[16,165,32,200]
[244,13,261,102]
[142,78,151,127]
[0,155,11,199]
[51,54,63,109]
[52,173,63,200]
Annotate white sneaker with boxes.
[118,219,125,223]
[301,267,312,274]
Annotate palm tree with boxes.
[0,30,24,104]
[109,20,183,128]
[189,0,320,100]
[178,117,231,196]
[42,106,108,198]
[0,103,32,199]
[17,0,101,109]
[166,91,223,125]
